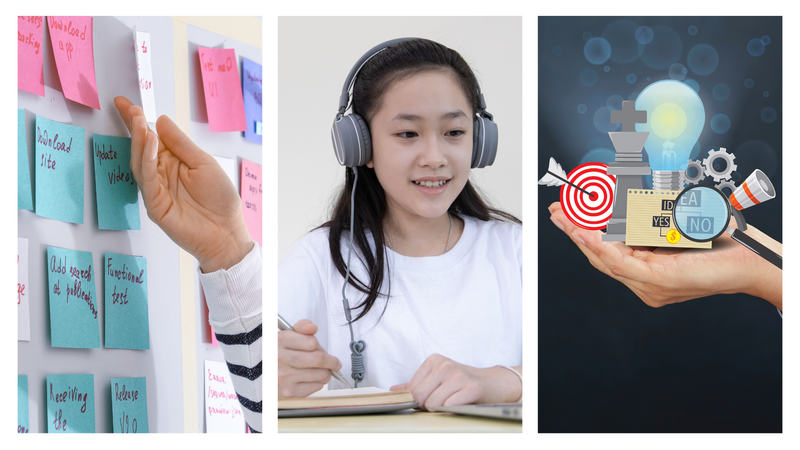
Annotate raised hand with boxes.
[114,96,252,272]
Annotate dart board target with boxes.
[560,162,616,230]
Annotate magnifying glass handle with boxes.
[729,228,782,270]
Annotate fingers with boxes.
[155,114,211,169]
[113,96,135,130]
[573,227,652,281]
[279,347,341,372]
[390,383,408,391]
[292,319,318,337]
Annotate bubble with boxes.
[763,91,769,97]
[588,138,603,150]
[635,26,654,44]
[583,31,593,41]
[688,25,698,35]
[682,67,688,74]
[627,73,637,84]
[734,140,778,178]
[712,83,730,101]
[603,19,642,64]
[683,79,700,93]
[584,37,612,64]
[761,35,771,45]
[580,69,599,87]
[553,46,563,56]
[747,38,765,56]
[687,44,719,75]
[761,107,777,123]
[668,63,687,80]
[745,78,755,88]
[604,65,610,72]
[577,104,588,114]
[593,106,622,133]
[628,91,639,100]
[579,148,617,166]
[647,77,651,81]
[640,26,682,70]
[606,94,624,110]
[710,113,731,134]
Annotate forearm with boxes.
[740,225,782,310]
[484,365,522,403]
[198,243,263,432]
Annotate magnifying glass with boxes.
[672,185,782,269]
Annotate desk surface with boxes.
[278,410,522,433]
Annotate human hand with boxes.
[114,96,252,273]
[277,319,342,398]
[548,202,782,310]
[389,354,522,410]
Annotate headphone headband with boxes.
[332,38,498,168]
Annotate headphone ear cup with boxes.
[472,116,498,168]
[331,114,373,167]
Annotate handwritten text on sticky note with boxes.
[47,374,95,433]
[93,134,140,230]
[205,360,245,433]
[18,16,45,96]
[240,159,262,246]
[199,47,246,132]
[18,237,30,341]
[18,109,33,210]
[105,252,149,350]
[111,377,149,433]
[242,58,262,144]
[35,115,85,224]
[47,246,100,348]
[47,16,100,110]
[133,27,157,122]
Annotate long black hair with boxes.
[323,38,521,322]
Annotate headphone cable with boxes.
[341,167,366,387]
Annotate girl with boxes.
[278,38,523,410]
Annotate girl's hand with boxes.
[113,96,252,273]
[278,319,342,398]
[389,354,522,410]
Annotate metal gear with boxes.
[715,179,737,196]
[703,147,737,182]
[684,159,705,185]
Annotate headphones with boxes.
[330,37,499,169]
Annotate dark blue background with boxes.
[538,16,782,433]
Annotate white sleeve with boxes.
[278,231,330,350]
[198,242,262,433]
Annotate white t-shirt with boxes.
[279,215,522,390]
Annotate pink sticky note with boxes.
[240,160,262,246]
[210,325,219,347]
[18,16,45,96]
[198,47,246,132]
[48,16,100,110]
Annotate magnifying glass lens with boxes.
[673,186,730,242]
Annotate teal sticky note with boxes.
[18,375,29,433]
[92,134,140,230]
[111,377,149,433]
[47,246,100,348]
[18,110,33,210]
[105,252,149,349]
[46,374,95,433]
[35,115,85,223]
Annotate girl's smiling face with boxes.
[367,70,473,223]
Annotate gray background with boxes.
[277,16,522,261]
[18,16,261,433]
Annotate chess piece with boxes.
[603,100,651,242]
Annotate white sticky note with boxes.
[204,360,245,433]
[18,237,30,341]
[213,155,237,187]
[133,27,157,122]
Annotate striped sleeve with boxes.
[198,242,262,433]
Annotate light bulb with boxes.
[635,80,705,190]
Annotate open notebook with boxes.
[278,386,415,410]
